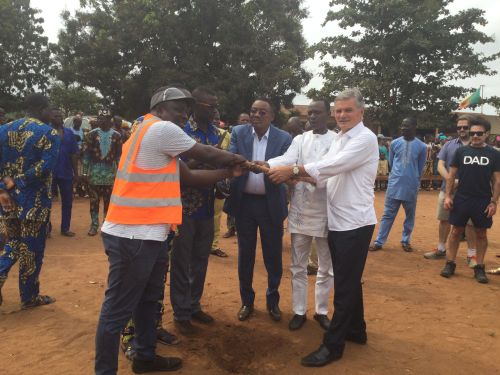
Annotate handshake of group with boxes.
[228,158,315,186]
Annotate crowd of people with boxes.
[0,86,499,375]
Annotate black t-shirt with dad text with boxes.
[451,145,500,198]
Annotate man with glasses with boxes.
[170,87,221,335]
[424,115,477,264]
[370,117,427,252]
[440,117,500,283]
[225,98,292,322]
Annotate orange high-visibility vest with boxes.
[106,114,182,225]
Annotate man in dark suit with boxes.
[225,98,292,322]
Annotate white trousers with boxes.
[290,233,334,315]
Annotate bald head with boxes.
[284,116,303,138]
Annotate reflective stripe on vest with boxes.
[105,114,182,225]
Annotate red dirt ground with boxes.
[1,190,500,375]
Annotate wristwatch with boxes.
[292,165,300,177]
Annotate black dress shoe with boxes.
[313,314,330,331]
[132,355,182,373]
[238,305,253,321]
[174,320,196,336]
[191,310,214,324]
[301,345,342,367]
[345,331,367,344]
[288,314,306,331]
[268,305,281,322]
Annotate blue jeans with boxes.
[95,233,168,375]
[374,197,417,246]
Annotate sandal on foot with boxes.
[22,295,56,310]
[88,228,98,236]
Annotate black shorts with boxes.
[448,195,493,229]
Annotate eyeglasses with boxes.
[250,108,268,116]
[470,131,485,137]
[456,126,469,130]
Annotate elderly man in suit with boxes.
[225,98,292,322]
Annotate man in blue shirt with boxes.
[51,108,80,236]
[0,93,60,309]
[170,87,221,335]
[370,117,427,252]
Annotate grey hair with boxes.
[335,88,365,108]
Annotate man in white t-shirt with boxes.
[95,87,246,375]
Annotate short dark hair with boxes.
[253,97,278,114]
[192,86,217,100]
[403,116,417,127]
[25,93,49,113]
[311,99,331,114]
[469,116,491,132]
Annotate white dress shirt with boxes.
[244,127,270,195]
[304,122,379,232]
[268,130,336,237]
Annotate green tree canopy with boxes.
[53,0,311,123]
[49,82,101,115]
[309,0,499,133]
[0,0,52,110]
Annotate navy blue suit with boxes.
[224,124,292,308]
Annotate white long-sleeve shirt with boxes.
[304,122,379,232]
[268,130,336,237]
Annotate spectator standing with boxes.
[440,117,500,283]
[370,117,427,252]
[0,94,60,309]
[50,108,80,236]
[211,109,231,257]
[376,152,389,190]
[82,111,122,236]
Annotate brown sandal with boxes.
[22,295,56,310]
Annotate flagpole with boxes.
[480,85,484,114]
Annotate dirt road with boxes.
[1,191,499,375]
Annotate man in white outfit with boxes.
[260,100,335,331]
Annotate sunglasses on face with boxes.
[470,131,485,137]
[456,126,469,130]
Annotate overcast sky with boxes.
[32,0,499,114]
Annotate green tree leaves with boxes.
[0,0,52,110]
[310,0,499,132]
[52,0,311,123]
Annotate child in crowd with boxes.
[376,152,389,190]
